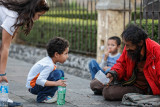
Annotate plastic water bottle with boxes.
[0,81,8,107]
[57,77,66,105]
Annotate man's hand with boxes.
[106,73,113,87]
[56,80,66,87]
[0,76,8,83]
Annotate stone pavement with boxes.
[6,57,126,107]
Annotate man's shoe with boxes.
[8,102,23,107]
[93,90,102,95]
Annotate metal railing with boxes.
[19,0,97,56]
[124,0,160,43]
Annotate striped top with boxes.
[99,53,121,69]
[26,56,56,88]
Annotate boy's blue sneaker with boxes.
[41,92,57,103]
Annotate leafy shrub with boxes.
[131,19,159,43]
[132,10,141,20]
[44,10,97,20]
[18,16,97,54]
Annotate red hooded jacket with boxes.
[111,38,160,95]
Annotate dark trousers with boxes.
[90,79,144,101]
[29,69,64,103]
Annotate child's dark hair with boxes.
[46,37,69,57]
[108,36,121,46]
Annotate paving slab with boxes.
[6,57,126,107]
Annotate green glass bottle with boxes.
[57,77,66,105]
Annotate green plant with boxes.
[44,9,97,20]
[18,18,97,54]
[39,16,97,25]
[132,9,141,20]
[131,19,159,43]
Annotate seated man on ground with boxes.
[90,24,160,100]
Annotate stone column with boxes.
[96,0,131,63]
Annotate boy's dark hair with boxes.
[121,24,148,45]
[46,37,69,57]
[108,36,121,46]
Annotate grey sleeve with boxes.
[99,59,107,68]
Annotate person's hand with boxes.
[0,76,8,83]
[104,49,112,60]
[106,73,113,87]
[103,66,110,71]
[56,80,66,87]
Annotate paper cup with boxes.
[95,70,110,85]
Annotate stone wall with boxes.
[9,43,93,80]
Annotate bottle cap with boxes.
[61,77,64,80]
